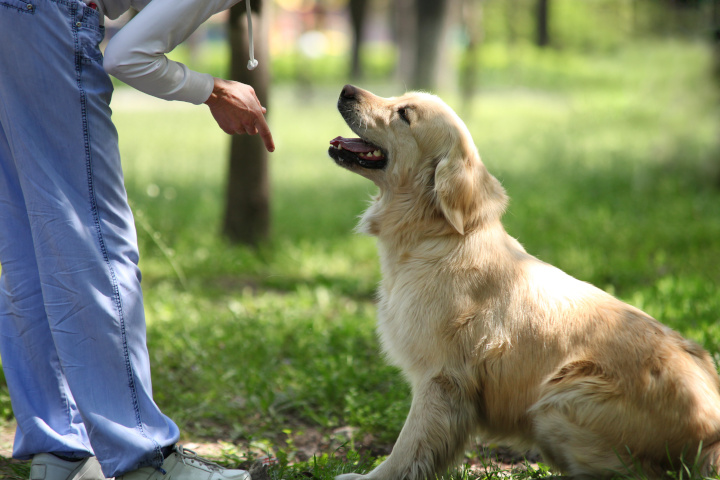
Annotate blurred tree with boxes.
[349,0,369,79]
[668,0,701,7]
[504,0,520,46]
[536,0,550,47]
[714,0,720,188]
[459,0,483,106]
[411,0,450,90]
[393,0,416,86]
[639,0,712,36]
[714,0,720,82]
[224,0,271,245]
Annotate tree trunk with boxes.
[714,0,720,82]
[393,0,416,86]
[223,0,271,245]
[349,0,369,79]
[459,0,483,109]
[713,2,720,188]
[504,0,518,45]
[536,0,550,47]
[715,30,720,84]
[412,0,449,91]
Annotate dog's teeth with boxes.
[373,150,381,157]
[338,145,343,150]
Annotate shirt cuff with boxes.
[181,70,214,105]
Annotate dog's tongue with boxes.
[330,136,377,154]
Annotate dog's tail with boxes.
[699,440,720,477]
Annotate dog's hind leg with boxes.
[336,372,477,480]
[532,405,636,479]
[530,379,669,480]
[700,440,720,477]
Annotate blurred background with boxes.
[109,0,720,93]
[2,0,720,476]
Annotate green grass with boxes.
[2,39,720,479]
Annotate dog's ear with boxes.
[434,145,477,235]
[434,144,507,235]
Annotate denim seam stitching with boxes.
[72,5,163,467]
[0,3,35,13]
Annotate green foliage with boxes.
[470,0,714,52]
[479,0,636,52]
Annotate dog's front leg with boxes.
[337,373,475,480]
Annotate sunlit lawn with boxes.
[1,40,719,479]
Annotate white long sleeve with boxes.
[103,0,242,105]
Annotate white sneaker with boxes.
[29,454,107,480]
[116,445,250,480]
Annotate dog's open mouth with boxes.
[328,136,387,169]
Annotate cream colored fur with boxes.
[332,86,720,480]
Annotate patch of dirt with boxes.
[0,421,540,478]
[180,423,395,463]
[0,423,14,458]
[0,423,27,480]
[181,426,540,475]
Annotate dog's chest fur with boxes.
[371,233,508,385]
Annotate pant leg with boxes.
[0,0,179,476]
[0,120,94,462]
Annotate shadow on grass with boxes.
[0,457,28,480]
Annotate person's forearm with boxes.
[103,0,241,104]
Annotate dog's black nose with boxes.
[340,84,357,100]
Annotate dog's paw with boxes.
[335,473,366,480]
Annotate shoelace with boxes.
[174,445,224,472]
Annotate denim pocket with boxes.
[77,7,104,64]
[0,0,37,14]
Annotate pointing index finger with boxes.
[254,113,275,152]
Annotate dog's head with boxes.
[328,85,507,236]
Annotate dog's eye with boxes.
[397,107,411,125]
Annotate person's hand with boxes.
[204,77,275,152]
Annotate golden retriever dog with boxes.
[327,84,720,480]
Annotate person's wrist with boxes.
[204,78,222,106]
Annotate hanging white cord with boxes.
[246,0,258,70]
